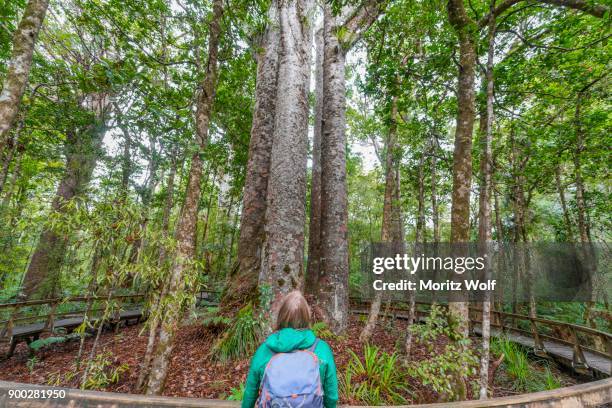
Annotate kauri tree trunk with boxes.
[317,4,350,334]
[219,2,279,313]
[305,25,324,297]
[22,94,109,299]
[313,0,385,334]
[259,0,313,324]
[478,2,495,398]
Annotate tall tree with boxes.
[477,0,496,399]
[312,0,385,333]
[220,1,280,313]
[22,93,110,299]
[258,0,313,322]
[446,0,476,339]
[144,0,224,394]
[359,96,403,343]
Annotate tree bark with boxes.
[305,25,324,296]
[317,4,350,333]
[478,2,495,398]
[447,0,476,340]
[0,0,49,147]
[22,94,109,299]
[219,2,279,313]
[259,0,313,325]
[144,0,223,394]
[555,164,574,241]
[306,0,384,333]
[430,136,440,244]
[0,118,23,195]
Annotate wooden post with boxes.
[569,325,590,373]
[1,305,18,339]
[530,318,546,357]
[43,301,57,334]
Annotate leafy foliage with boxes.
[81,352,129,390]
[28,333,82,352]
[491,337,563,392]
[406,306,478,401]
[226,383,245,401]
[212,303,261,361]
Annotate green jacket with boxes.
[241,328,338,408]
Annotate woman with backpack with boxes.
[241,290,339,408]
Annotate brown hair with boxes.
[275,290,311,331]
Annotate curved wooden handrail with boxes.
[0,378,610,407]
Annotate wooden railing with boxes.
[0,294,145,344]
[350,298,612,375]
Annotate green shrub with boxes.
[26,356,37,374]
[406,305,478,401]
[82,352,129,390]
[226,384,245,401]
[29,333,82,352]
[312,321,336,340]
[340,345,408,405]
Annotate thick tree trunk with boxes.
[22,94,109,299]
[219,2,279,313]
[0,118,24,195]
[447,0,476,340]
[144,0,223,394]
[0,0,49,147]
[259,0,313,324]
[478,3,495,398]
[360,97,402,343]
[317,4,349,333]
[305,25,324,297]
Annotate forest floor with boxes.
[0,315,579,404]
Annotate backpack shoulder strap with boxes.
[309,338,320,353]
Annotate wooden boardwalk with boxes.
[352,308,611,377]
[473,324,611,376]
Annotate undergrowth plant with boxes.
[491,337,562,392]
[81,352,129,390]
[312,321,337,341]
[226,383,245,401]
[212,303,261,361]
[405,305,478,401]
[340,345,409,405]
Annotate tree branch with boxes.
[340,0,387,49]
[479,0,609,29]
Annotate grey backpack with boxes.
[257,339,323,408]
